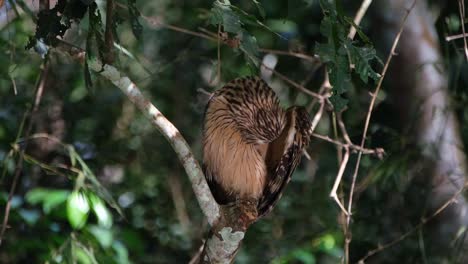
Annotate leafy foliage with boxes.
[1,0,467,263]
[208,0,283,67]
[315,0,380,111]
[26,0,91,51]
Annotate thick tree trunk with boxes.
[376,0,468,259]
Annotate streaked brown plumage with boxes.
[203,76,312,217]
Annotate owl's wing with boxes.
[257,106,312,218]
[257,140,302,218]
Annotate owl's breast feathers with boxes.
[202,76,312,217]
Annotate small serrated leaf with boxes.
[349,45,380,83]
[315,42,335,62]
[329,63,351,94]
[329,94,348,112]
[210,2,242,33]
[344,17,371,44]
[319,16,333,38]
[239,31,259,67]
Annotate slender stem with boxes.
[345,0,417,261]
[348,0,373,39]
[458,0,468,60]
[104,0,115,64]
[0,59,49,246]
[86,58,220,226]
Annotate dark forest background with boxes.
[1,0,468,263]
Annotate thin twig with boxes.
[458,0,468,60]
[85,58,220,226]
[147,20,325,100]
[258,48,320,63]
[348,0,373,39]
[0,60,49,246]
[104,0,115,64]
[168,172,191,235]
[445,33,468,42]
[143,17,217,41]
[330,148,350,216]
[358,183,468,263]
[337,112,352,145]
[312,133,384,156]
[310,102,325,133]
[146,17,321,65]
[261,64,325,99]
[345,0,417,260]
[216,24,221,83]
[199,27,320,63]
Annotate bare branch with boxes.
[310,102,324,133]
[348,0,373,39]
[86,58,220,226]
[344,1,416,261]
[216,24,221,83]
[347,0,416,221]
[311,133,384,157]
[258,48,320,63]
[330,148,350,216]
[445,32,468,42]
[104,0,115,64]
[0,60,49,246]
[458,0,468,60]
[260,63,326,99]
[358,183,468,263]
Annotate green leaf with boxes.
[112,241,130,264]
[70,84,88,103]
[329,94,348,112]
[319,16,333,38]
[26,188,70,214]
[89,193,113,228]
[348,45,380,83]
[239,30,259,66]
[88,225,113,248]
[319,0,336,17]
[316,0,380,111]
[328,57,351,94]
[343,16,371,44]
[84,60,93,90]
[292,249,316,264]
[315,42,335,62]
[210,2,242,34]
[67,147,123,217]
[229,5,283,39]
[250,0,266,19]
[87,2,105,62]
[67,191,90,229]
[72,240,99,264]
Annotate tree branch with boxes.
[0,59,49,246]
[103,0,115,64]
[344,0,416,260]
[86,58,220,226]
[348,0,373,39]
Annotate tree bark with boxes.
[376,0,468,259]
